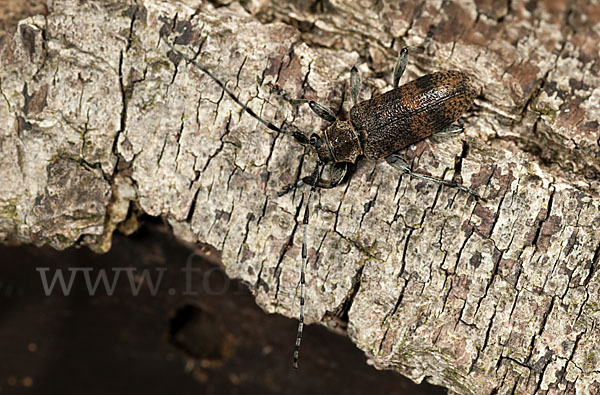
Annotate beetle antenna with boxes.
[163,39,310,146]
[293,161,323,369]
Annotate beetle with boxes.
[277,47,480,199]
[164,37,481,369]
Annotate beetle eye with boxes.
[309,134,318,146]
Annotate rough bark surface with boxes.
[1,0,599,393]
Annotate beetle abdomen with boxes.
[350,70,477,160]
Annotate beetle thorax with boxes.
[323,120,362,163]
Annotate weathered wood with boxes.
[1,0,599,393]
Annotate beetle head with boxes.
[310,133,333,164]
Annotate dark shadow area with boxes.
[0,222,446,394]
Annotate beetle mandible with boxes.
[164,37,482,369]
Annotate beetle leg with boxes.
[430,124,464,143]
[350,66,362,106]
[434,124,464,137]
[385,153,484,200]
[287,98,336,122]
[392,48,409,89]
[279,177,307,197]
[271,85,336,122]
[392,46,425,88]
[279,163,352,196]
[317,162,353,188]
[308,101,337,123]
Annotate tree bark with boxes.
[1,0,599,393]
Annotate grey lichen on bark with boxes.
[1,0,600,393]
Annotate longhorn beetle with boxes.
[164,35,482,369]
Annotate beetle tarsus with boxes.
[385,153,484,201]
[278,180,305,197]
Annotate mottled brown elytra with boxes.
[165,34,482,369]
